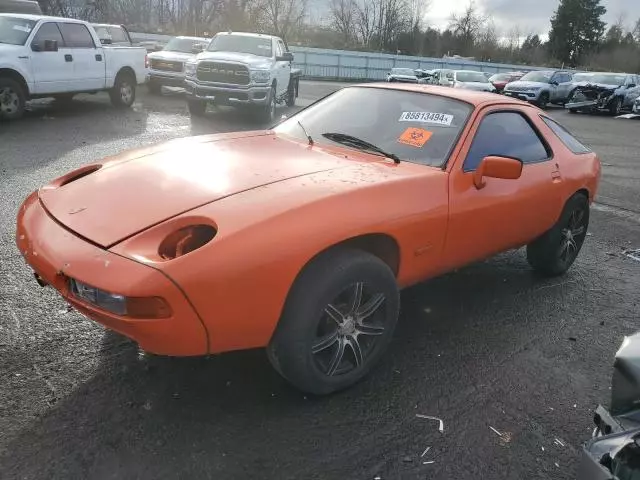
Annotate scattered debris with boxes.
[394,370,401,374]
[143,400,152,410]
[600,321,606,326]
[554,438,565,447]
[568,337,577,342]
[624,249,640,262]
[574,404,578,408]
[422,461,435,465]
[402,456,412,463]
[555,462,560,468]
[226,381,231,387]
[416,414,444,433]
[374,476,382,480]
[420,446,431,457]
[489,426,503,437]
[541,446,545,452]
[587,232,593,236]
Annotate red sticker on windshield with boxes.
[397,127,432,148]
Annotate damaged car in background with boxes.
[565,72,640,116]
[578,332,640,479]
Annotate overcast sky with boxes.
[427,0,640,38]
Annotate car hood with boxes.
[457,81,493,90]
[390,74,417,80]
[38,132,357,248]
[572,81,621,92]
[0,43,25,57]
[506,80,547,89]
[195,51,272,68]
[148,50,195,62]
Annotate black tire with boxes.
[0,77,26,121]
[568,108,578,114]
[537,91,550,108]
[285,78,297,107]
[266,248,400,395]
[609,96,622,116]
[260,85,276,123]
[526,193,590,277]
[187,98,206,117]
[147,81,162,95]
[109,71,136,108]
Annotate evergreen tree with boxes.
[547,0,606,66]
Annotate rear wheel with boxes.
[187,98,206,117]
[0,77,26,121]
[109,72,136,108]
[526,193,590,277]
[266,248,400,395]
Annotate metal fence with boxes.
[129,31,545,81]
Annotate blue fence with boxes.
[130,31,545,81]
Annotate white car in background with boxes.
[146,35,210,94]
[450,70,497,92]
[386,67,420,83]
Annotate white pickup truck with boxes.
[183,31,301,122]
[0,13,148,120]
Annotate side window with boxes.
[274,40,282,57]
[108,26,128,44]
[463,112,550,172]
[31,22,64,48]
[59,23,95,48]
[278,39,287,53]
[540,116,591,154]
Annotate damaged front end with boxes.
[579,332,640,479]
[566,84,619,112]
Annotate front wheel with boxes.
[109,72,136,108]
[537,92,550,108]
[526,193,590,277]
[266,248,400,395]
[609,96,622,116]
[259,86,276,123]
[285,79,297,107]
[0,77,26,121]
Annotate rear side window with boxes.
[463,111,550,172]
[540,116,591,154]
[59,23,95,48]
[108,26,129,43]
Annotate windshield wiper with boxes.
[321,132,401,164]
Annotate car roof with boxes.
[350,82,530,107]
[0,12,85,22]
[174,35,209,41]
[215,31,276,39]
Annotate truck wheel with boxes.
[187,99,206,117]
[147,81,162,95]
[109,72,136,108]
[260,86,276,123]
[285,79,297,107]
[266,247,400,395]
[0,77,26,121]
[526,192,589,277]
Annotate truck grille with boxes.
[196,62,250,85]
[151,59,183,72]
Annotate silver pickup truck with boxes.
[183,31,302,122]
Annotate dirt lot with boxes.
[1,82,639,480]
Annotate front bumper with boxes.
[184,78,271,105]
[15,190,208,356]
[503,90,540,102]
[147,70,186,88]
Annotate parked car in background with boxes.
[633,97,640,113]
[414,69,433,84]
[0,0,41,13]
[0,13,148,120]
[430,68,454,86]
[386,67,420,83]
[489,71,525,93]
[503,70,575,108]
[147,35,210,94]
[565,72,640,116]
[138,40,165,52]
[92,23,134,46]
[450,70,497,92]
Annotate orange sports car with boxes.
[16,84,601,395]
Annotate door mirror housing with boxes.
[550,80,559,86]
[35,39,58,52]
[276,52,294,62]
[100,38,112,45]
[628,84,636,89]
[473,155,523,189]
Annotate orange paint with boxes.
[15,84,602,356]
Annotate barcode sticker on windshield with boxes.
[399,111,453,126]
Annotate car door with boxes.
[555,72,573,101]
[28,21,74,94]
[274,38,290,97]
[623,75,640,108]
[58,22,105,91]
[441,107,565,269]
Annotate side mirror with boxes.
[473,155,523,189]
[276,52,294,62]
[100,38,112,45]
[550,80,559,86]
[628,84,636,89]
[191,44,204,54]
[43,39,58,52]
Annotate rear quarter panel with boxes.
[103,45,148,86]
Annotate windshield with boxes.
[0,16,35,45]
[586,73,627,85]
[455,71,488,83]
[392,68,416,76]
[520,71,553,83]
[163,37,206,53]
[274,87,473,167]
[207,34,272,57]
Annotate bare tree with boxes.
[329,0,356,45]
[253,0,307,40]
[449,0,484,54]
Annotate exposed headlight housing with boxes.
[158,225,216,260]
[250,69,270,84]
[69,279,172,319]
[185,62,197,78]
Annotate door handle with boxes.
[64,54,73,62]
[95,54,102,61]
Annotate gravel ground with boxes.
[0,81,639,480]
